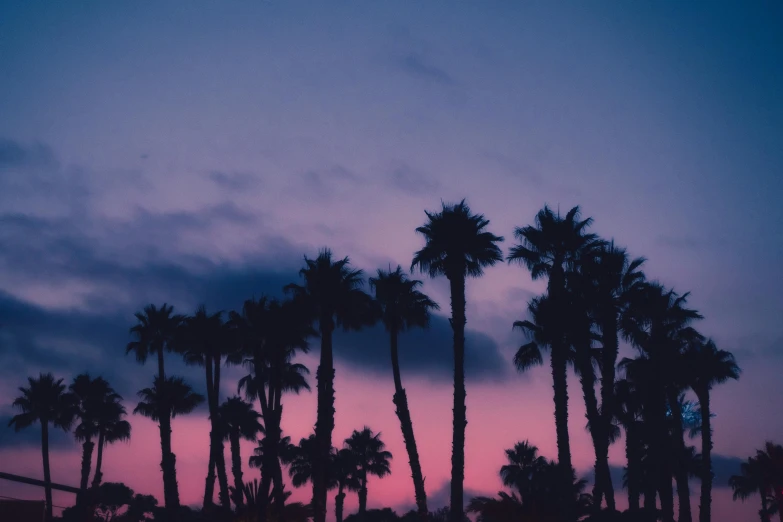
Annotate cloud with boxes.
[208,170,259,191]
[423,480,490,511]
[0,414,76,450]
[655,235,703,250]
[0,138,58,169]
[712,454,744,488]
[387,163,439,195]
[398,53,455,85]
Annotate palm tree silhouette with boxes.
[70,374,113,492]
[220,396,264,509]
[369,265,439,518]
[730,455,774,522]
[500,441,549,506]
[178,305,232,511]
[333,448,361,522]
[133,374,204,519]
[285,249,379,522]
[684,339,740,522]
[411,200,503,522]
[126,303,184,518]
[580,241,646,510]
[8,373,76,521]
[234,297,314,519]
[90,390,130,489]
[507,205,597,520]
[344,427,392,520]
[621,283,702,522]
[614,378,644,511]
[756,442,783,522]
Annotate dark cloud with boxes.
[712,454,744,488]
[0,138,58,169]
[387,163,439,195]
[0,414,76,450]
[208,170,259,191]
[425,480,491,511]
[399,53,455,85]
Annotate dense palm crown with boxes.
[370,265,440,332]
[344,427,393,516]
[126,303,184,374]
[134,376,205,421]
[411,199,504,279]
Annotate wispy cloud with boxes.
[398,52,455,85]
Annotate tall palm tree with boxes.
[621,283,702,522]
[369,265,439,518]
[90,392,131,489]
[344,427,392,519]
[285,250,379,522]
[333,448,361,522]
[411,200,503,522]
[684,339,740,522]
[133,375,204,519]
[178,305,232,510]
[730,456,774,522]
[8,373,76,521]
[220,396,264,509]
[126,303,184,517]
[580,240,646,510]
[757,442,783,522]
[507,205,597,521]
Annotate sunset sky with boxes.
[1,2,782,521]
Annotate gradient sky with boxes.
[1,2,782,521]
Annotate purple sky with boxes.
[1,2,782,521]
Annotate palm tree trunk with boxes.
[156,348,180,519]
[213,358,231,510]
[697,389,711,522]
[204,357,216,510]
[79,438,94,491]
[669,391,692,522]
[254,353,271,522]
[42,420,53,522]
[230,430,245,508]
[625,423,640,511]
[448,276,467,522]
[576,345,610,514]
[313,318,335,522]
[91,431,105,488]
[390,328,428,518]
[598,319,619,511]
[359,474,368,517]
[551,339,573,522]
[335,488,346,522]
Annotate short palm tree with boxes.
[8,373,76,522]
[684,339,740,522]
[344,427,392,519]
[126,303,184,516]
[333,448,361,522]
[507,205,597,520]
[70,374,112,492]
[411,199,503,522]
[90,392,130,489]
[499,441,549,505]
[220,396,264,508]
[757,442,783,522]
[369,265,439,518]
[178,305,232,510]
[285,250,378,522]
[133,375,204,516]
[730,456,774,522]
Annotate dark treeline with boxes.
[8,201,781,522]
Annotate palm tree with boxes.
[730,456,774,522]
[178,305,232,510]
[8,373,76,521]
[499,441,549,505]
[369,265,439,517]
[234,297,314,519]
[90,392,131,489]
[333,448,361,522]
[285,250,379,522]
[507,205,597,520]
[621,283,702,522]
[220,396,264,509]
[70,375,111,492]
[683,339,741,522]
[344,427,392,519]
[757,442,783,522]
[133,375,204,519]
[411,200,503,522]
[580,241,646,510]
[126,303,184,517]
[614,378,644,511]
